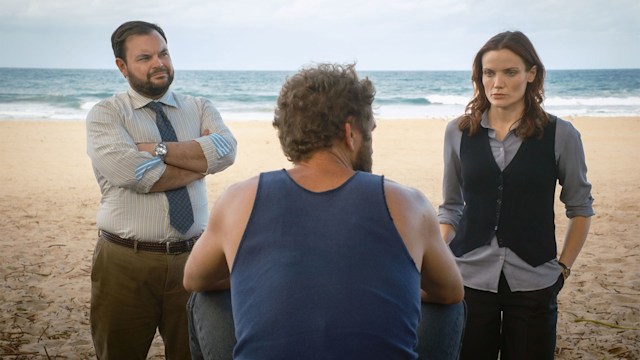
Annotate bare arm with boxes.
[149,164,205,192]
[385,181,464,304]
[558,216,591,268]
[420,205,464,304]
[141,131,224,192]
[183,177,259,292]
[439,223,456,245]
[182,204,231,291]
[138,139,208,173]
[138,98,239,176]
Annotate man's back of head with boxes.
[183,62,464,360]
[273,63,375,164]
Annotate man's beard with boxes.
[353,145,372,173]
[128,69,174,98]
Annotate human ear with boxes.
[344,122,356,150]
[527,65,537,83]
[115,58,128,78]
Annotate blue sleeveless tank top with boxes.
[231,170,421,359]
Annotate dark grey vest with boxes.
[450,117,558,267]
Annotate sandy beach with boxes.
[1,117,639,359]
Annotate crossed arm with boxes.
[137,130,210,192]
[87,101,236,194]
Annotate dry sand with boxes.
[1,117,639,359]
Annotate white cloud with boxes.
[0,0,638,70]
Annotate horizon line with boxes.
[2,66,640,72]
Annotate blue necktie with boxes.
[147,101,194,234]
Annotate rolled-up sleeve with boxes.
[556,120,595,218]
[86,101,163,193]
[438,119,465,228]
[194,99,237,174]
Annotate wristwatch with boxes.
[559,261,571,279]
[154,142,168,159]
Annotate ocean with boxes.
[1,68,639,121]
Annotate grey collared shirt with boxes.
[438,113,594,292]
[87,88,237,242]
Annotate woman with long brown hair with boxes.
[438,31,594,359]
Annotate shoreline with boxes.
[1,117,639,358]
[1,114,639,122]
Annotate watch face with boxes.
[155,143,167,156]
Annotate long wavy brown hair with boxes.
[460,31,548,139]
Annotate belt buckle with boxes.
[166,242,177,255]
[166,236,198,255]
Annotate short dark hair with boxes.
[273,63,376,163]
[111,21,167,61]
[462,30,547,139]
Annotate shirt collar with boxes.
[128,87,177,110]
[480,111,491,129]
[480,110,521,131]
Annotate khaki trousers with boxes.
[90,237,191,360]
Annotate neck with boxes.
[488,104,524,128]
[288,150,355,192]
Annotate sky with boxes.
[1,0,639,71]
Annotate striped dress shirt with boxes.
[86,87,237,242]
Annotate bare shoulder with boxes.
[216,175,260,207]
[203,175,260,260]
[382,178,443,273]
[208,175,260,230]
[383,178,435,214]
[383,178,438,235]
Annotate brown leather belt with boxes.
[99,230,199,254]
